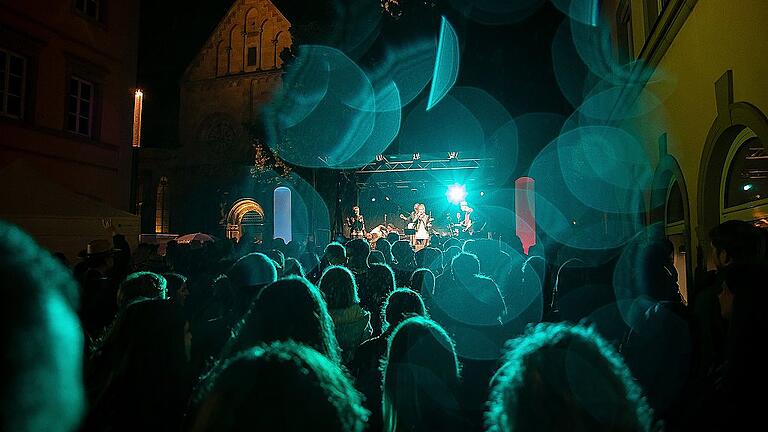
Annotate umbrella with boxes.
[175,233,217,244]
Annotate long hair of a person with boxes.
[381,316,462,432]
[221,276,341,364]
[319,265,360,309]
[362,264,396,321]
[191,342,369,432]
[85,298,189,430]
[189,277,342,419]
[376,239,395,264]
[380,288,429,335]
[486,322,655,432]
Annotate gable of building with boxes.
[183,0,292,83]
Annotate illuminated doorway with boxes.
[226,198,265,243]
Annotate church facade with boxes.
[138,0,294,241]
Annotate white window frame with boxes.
[0,48,27,119]
[68,76,94,137]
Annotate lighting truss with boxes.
[353,155,496,189]
[355,156,493,174]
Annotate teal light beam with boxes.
[590,0,600,27]
[427,16,460,111]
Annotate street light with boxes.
[131,89,144,216]
[132,89,144,148]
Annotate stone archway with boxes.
[226,198,266,242]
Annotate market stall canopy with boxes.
[175,232,217,244]
[0,161,139,262]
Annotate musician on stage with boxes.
[414,203,432,247]
[346,206,366,239]
[459,201,474,237]
[452,201,474,238]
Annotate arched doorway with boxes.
[226,198,265,242]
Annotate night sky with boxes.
[137,0,577,168]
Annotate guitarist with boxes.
[346,206,366,239]
[459,201,474,237]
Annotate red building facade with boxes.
[0,0,141,257]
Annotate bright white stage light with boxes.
[446,184,467,204]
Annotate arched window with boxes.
[244,8,261,69]
[216,40,227,77]
[665,179,684,226]
[721,127,768,226]
[229,25,241,73]
[664,178,688,302]
[155,176,169,234]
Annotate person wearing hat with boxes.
[76,219,132,341]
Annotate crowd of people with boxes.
[1,218,766,431]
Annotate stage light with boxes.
[413,152,421,160]
[446,184,467,204]
[743,183,754,191]
[480,191,485,196]
[371,197,376,202]
[448,151,458,159]
[385,196,390,201]
[375,154,385,162]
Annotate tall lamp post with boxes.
[130,89,144,216]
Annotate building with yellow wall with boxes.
[602,0,768,299]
